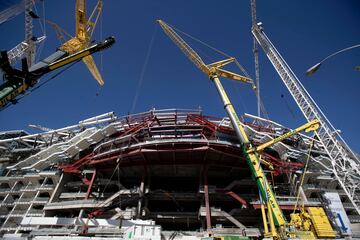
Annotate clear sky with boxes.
[0,0,359,152]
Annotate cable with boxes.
[100,6,103,72]
[281,94,296,118]
[0,59,80,112]
[130,24,157,114]
[30,59,81,92]
[169,23,233,60]
[166,22,270,119]
[169,23,254,79]
[293,137,315,214]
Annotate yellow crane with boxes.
[0,1,115,110]
[0,37,114,109]
[51,0,105,85]
[157,20,334,239]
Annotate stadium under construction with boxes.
[0,109,359,239]
[0,0,360,239]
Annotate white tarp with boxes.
[323,192,352,236]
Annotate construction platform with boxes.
[0,109,359,239]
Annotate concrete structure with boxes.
[0,109,359,239]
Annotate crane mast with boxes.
[252,23,360,215]
[24,0,35,66]
[250,0,261,117]
[1,0,45,66]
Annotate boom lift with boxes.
[158,20,335,239]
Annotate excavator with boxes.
[0,0,112,110]
[158,20,336,239]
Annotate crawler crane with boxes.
[0,0,114,110]
[251,21,360,217]
[158,20,335,239]
[0,37,114,109]
[53,0,106,85]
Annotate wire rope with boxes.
[130,24,157,114]
[167,23,273,118]
[293,137,315,214]
[0,59,80,112]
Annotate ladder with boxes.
[252,23,360,215]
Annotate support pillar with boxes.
[137,174,145,218]
[204,173,211,232]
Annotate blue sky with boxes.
[0,0,359,152]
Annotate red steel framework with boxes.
[60,110,304,176]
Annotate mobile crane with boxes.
[251,19,360,217]
[52,0,106,86]
[0,37,114,110]
[158,20,335,239]
[0,0,114,110]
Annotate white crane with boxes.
[252,22,360,216]
[1,0,44,66]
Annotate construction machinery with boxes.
[0,37,114,110]
[251,21,360,218]
[50,0,106,85]
[0,0,114,110]
[158,19,336,239]
[1,0,45,67]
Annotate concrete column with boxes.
[204,174,211,232]
[137,175,145,218]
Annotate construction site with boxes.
[0,1,359,240]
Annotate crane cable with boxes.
[293,136,316,214]
[95,7,103,97]
[130,24,157,114]
[0,59,80,112]
[168,23,271,118]
[169,23,252,77]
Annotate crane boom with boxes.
[157,20,252,84]
[157,19,287,228]
[250,0,261,117]
[252,23,360,215]
[76,0,87,43]
[157,20,209,75]
[59,0,105,86]
[0,37,114,109]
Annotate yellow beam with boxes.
[49,50,91,70]
[207,58,235,68]
[215,67,252,83]
[249,119,320,153]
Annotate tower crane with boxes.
[158,20,334,239]
[252,22,360,217]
